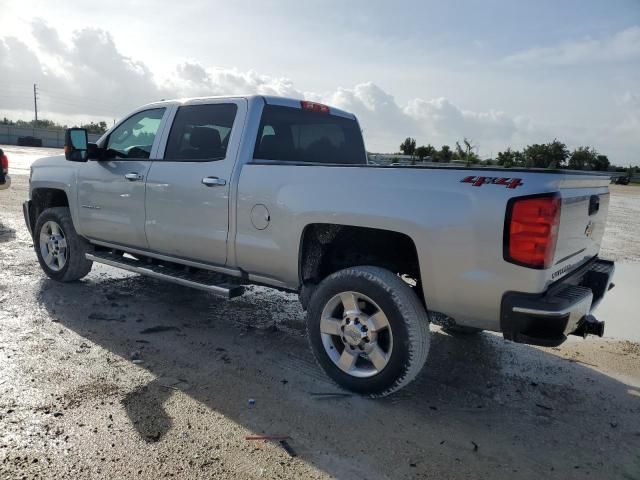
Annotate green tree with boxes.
[546,139,570,168]
[399,137,417,156]
[496,148,516,168]
[593,154,610,171]
[455,138,479,167]
[437,145,453,163]
[79,121,108,134]
[513,150,526,167]
[568,146,598,170]
[0,116,106,133]
[415,146,428,161]
[523,140,569,168]
[415,144,436,161]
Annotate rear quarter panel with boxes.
[235,165,603,331]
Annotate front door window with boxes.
[106,108,166,159]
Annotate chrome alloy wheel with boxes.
[320,291,394,378]
[39,221,68,271]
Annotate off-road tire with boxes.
[307,266,430,397]
[34,207,93,282]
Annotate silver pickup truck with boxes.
[23,95,615,396]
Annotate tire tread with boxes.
[34,207,93,282]
[307,266,430,397]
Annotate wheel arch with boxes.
[298,223,424,308]
[29,187,71,234]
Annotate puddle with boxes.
[596,262,640,342]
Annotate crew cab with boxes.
[23,95,614,396]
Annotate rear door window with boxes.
[164,104,238,161]
[254,105,366,164]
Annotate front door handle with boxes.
[124,172,143,181]
[202,176,227,187]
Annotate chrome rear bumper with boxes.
[501,258,614,346]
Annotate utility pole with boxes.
[33,83,39,125]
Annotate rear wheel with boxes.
[307,266,430,397]
[34,207,93,282]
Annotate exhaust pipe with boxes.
[572,314,605,338]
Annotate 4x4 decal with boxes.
[461,176,523,189]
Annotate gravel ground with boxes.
[1,173,639,479]
[601,185,640,262]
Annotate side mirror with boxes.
[64,128,88,162]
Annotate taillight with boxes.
[504,194,561,269]
[300,101,330,113]
[1,154,7,174]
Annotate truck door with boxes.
[76,107,168,248]
[144,99,247,266]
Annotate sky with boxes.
[0,0,639,164]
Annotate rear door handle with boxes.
[124,172,143,181]
[202,176,227,187]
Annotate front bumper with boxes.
[501,258,615,346]
[23,200,33,237]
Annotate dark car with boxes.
[613,176,631,185]
[0,148,10,190]
[17,136,43,147]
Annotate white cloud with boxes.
[314,83,417,150]
[619,91,640,109]
[0,21,638,164]
[168,63,303,99]
[404,97,517,142]
[503,26,640,66]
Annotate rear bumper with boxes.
[501,258,615,346]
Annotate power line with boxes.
[34,83,39,123]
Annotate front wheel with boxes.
[34,207,93,282]
[307,266,430,397]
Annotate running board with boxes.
[86,251,245,299]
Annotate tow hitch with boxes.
[572,314,605,338]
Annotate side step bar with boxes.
[86,251,245,299]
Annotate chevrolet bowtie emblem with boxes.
[584,221,595,238]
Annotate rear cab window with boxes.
[164,103,238,161]
[253,104,366,165]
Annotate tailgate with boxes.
[549,184,610,283]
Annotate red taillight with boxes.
[505,194,561,269]
[1,154,8,174]
[300,101,330,113]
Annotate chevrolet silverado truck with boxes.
[23,95,615,396]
